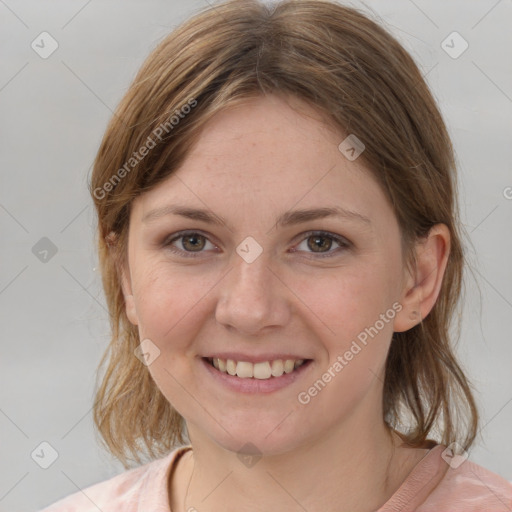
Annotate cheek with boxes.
[294,264,397,413]
[131,262,207,346]
[294,259,395,343]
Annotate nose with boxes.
[215,251,291,336]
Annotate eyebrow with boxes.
[142,204,372,228]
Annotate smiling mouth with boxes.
[203,357,311,379]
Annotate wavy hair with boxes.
[89,0,479,468]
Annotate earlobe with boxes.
[108,230,139,327]
[119,261,139,327]
[124,293,139,326]
[393,224,451,333]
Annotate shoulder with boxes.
[38,445,192,512]
[420,455,512,511]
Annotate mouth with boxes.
[202,356,312,380]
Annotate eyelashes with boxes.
[162,230,351,259]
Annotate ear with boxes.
[107,230,139,326]
[393,224,451,332]
[120,262,139,326]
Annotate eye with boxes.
[292,231,350,258]
[164,231,217,257]
[162,230,350,259]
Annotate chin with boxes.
[199,418,316,459]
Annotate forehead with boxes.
[183,94,347,180]
[133,94,393,230]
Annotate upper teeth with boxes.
[211,358,305,379]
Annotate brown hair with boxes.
[89,0,479,468]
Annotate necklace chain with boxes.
[182,449,194,512]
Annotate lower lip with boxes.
[200,357,313,394]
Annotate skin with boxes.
[119,93,451,512]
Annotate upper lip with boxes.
[202,353,310,364]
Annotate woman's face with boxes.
[122,94,410,456]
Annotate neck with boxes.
[173,404,424,512]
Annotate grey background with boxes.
[1,0,511,510]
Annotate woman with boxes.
[41,0,512,510]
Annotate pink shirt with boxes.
[39,444,512,511]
